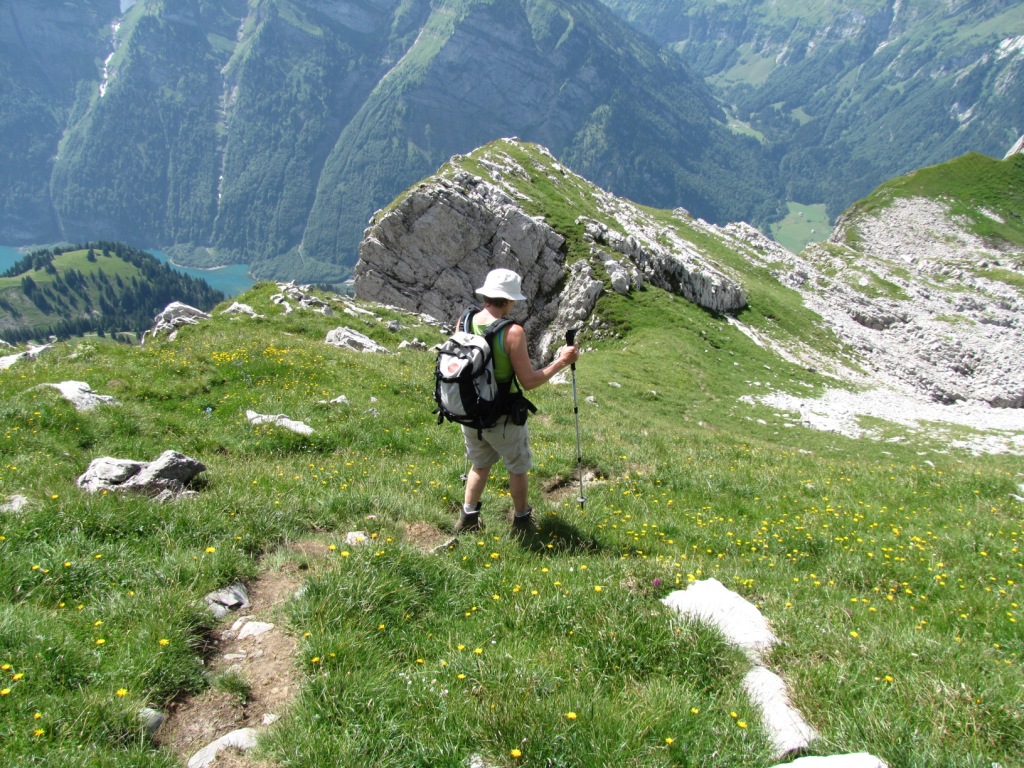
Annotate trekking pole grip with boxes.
[565,328,577,370]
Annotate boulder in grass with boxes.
[661,577,777,663]
[0,343,50,370]
[42,381,118,411]
[220,302,264,319]
[1,495,32,514]
[77,451,206,499]
[143,302,210,343]
[246,410,314,436]
[325,327,390,354]
[204,583,250,619]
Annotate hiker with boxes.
[454,268,579,534]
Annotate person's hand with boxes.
[559,344,580,366]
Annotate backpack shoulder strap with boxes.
[483,316,515,342]
[458,306,481,333]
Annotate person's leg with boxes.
[455,464,489,533]
[509,471,529,515]
[465,465,491,508]
[459,427,500,526]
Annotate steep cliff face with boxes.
[0,0,119,240]
[601,0,1024,220]
[1,0,778,283]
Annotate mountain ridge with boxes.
[2,0,779,283]
[355,138,1024,412]
[598,0,1024,220]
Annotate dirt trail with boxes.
[157,541,333,767]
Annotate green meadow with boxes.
[769,203,831,255]
[0,278,1020,768]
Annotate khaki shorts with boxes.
[462,420,532,474]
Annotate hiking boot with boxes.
[454,503,483,534]
[510,506,537,534]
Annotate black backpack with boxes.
[434,308,533,435]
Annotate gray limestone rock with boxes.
[204,583,250,619]
[221,302,264,319]
[246,410,315,436]
[41,381,118,411]
[325,327,391,354]
[355,171,566,343]
[143,302,210,343]
[186,727,258,768]
[0,343,50,370]
[355,161,748,366]
[1,494,31,514]
[77,451,206,498]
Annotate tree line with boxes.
[1,241,224,345]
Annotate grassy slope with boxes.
[0,259,1020,767]
[840,152,1024,250]
[0,250,144,330]
[770,202,831,254]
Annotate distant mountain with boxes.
[0,242,224,343]
[599,0,1024,219]
[0,0,781,283]
[0,0,118,241]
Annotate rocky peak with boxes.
[354,169,568,353]
[354,141,748,361]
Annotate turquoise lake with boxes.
[0,244,254,298]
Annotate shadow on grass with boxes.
[514,513,600,555]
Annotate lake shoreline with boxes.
[1,244,255,298]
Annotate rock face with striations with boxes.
[355,170,567,348]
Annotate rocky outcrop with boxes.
[325,327,391,354]
[355,152,747,361]
[355,170,567,345]
[143,303,211,343]
[579,217,745,311]
[272,282,334,316]
[737,196,1024,408]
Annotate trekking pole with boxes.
[566,329,586,509]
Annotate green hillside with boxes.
[5,0,781,282]
[0,242,224,343]
[841,152,1024,250]
[0,268,1020,765]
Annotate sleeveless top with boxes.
[471,314,514,384]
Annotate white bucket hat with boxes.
[475,268,527,301]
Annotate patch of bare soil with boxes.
[542,466,605,502]
[403,520,456,552]
[157,541,334,767]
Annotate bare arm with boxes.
[504,324,579,391]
